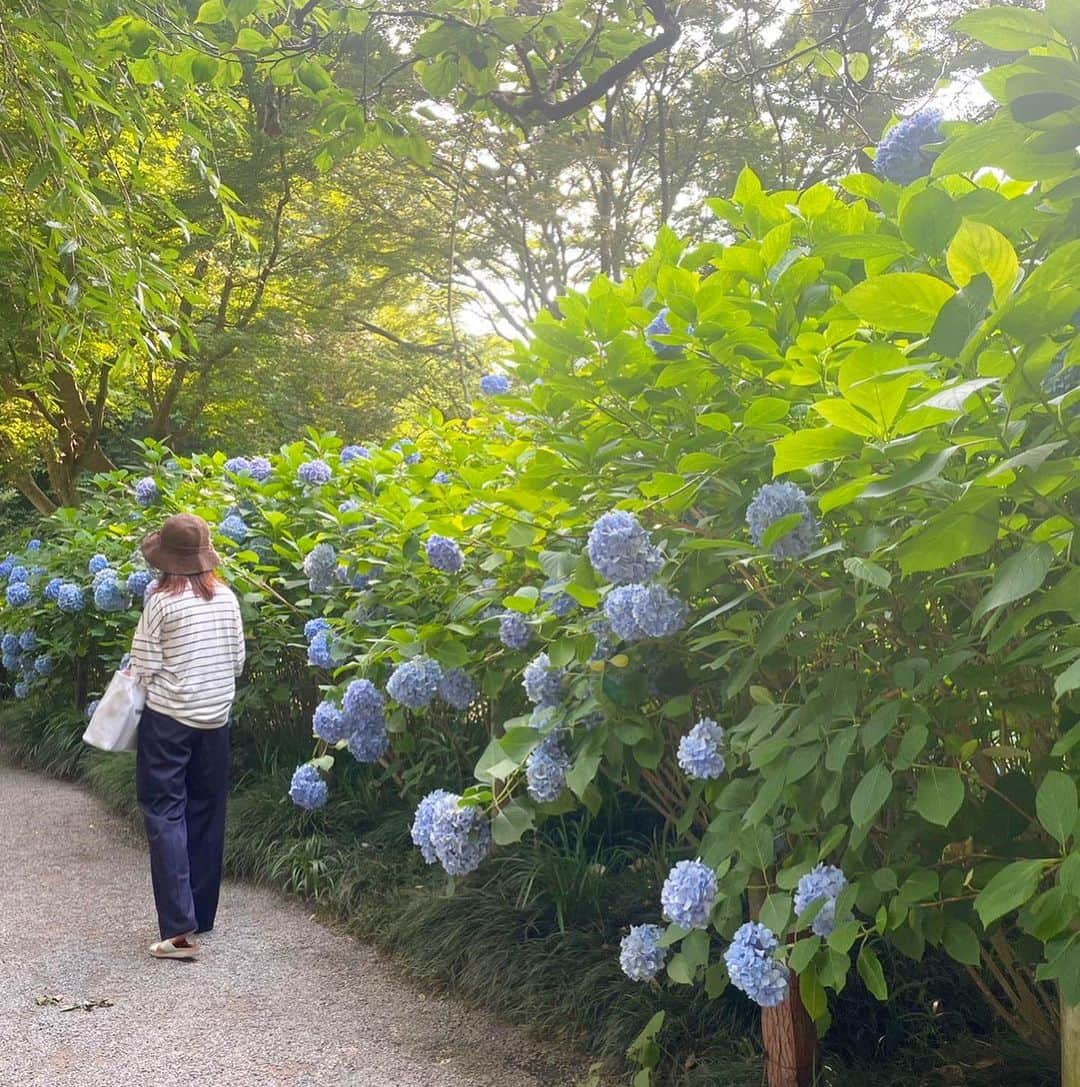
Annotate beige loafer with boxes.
[149,936,198,960]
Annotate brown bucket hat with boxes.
[140,513,221,575]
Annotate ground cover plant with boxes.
[2,6,1079,1085]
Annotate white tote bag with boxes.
[82,669,146,753]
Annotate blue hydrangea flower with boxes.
[1,633,17,655]
[341,445,370,463]
[3,652,19,670]
[426,534,464,573]
[746,482,819,559]
[339,499,362,514]
[126,570,154,598]
[88,554,110,575]
[794,864,849,938]
[27,539,42,552]
[411,789,455,864]
[541,581,576,617]
[619,924,668,982]
[343,679,386,730]
[387,656,443,710]
[677,717,726,780]
[304,617,331,642]
[428,794,492,876]
[33,654,54,676]
[134,477,159,507]
[391,440,421,465]
[661,859,718,929]
[587,511,664,584]
[224,456,252,475]
[303,543,338,593]
[480,373,511,396]
[298,458,333,485]
[86,699,100,720]
[724,922,790,1008]
[57,584,85,613]
[522,652,564,706]
[499,611,531,650]
[6,583,32,607]
[438,668,477,710]
[604,583,687,642]
[432,470,452,485]
[143,579,158,601]
[92,567,116,588]
[874,109,943,185]
[29,565,46,580]
[347,724,390,763]
[589,618,615,660]
[8,565,28,583]
[0,556,13,580]
[18,630,37,651]
[313,700,349,744]
[645,307,685,359]
[307,629,335,669]
[219,514,249,543]
[94,576,128,612]
[13,680,31,699]
[289,764,329,810]
[525,733,570,803]
[44,577,64,602]
[249,456,273,481]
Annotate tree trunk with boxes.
[761,982,818,1087]
[1064,990,1080,1087]
[9,472,57,515]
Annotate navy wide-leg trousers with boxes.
[136,707,231,940]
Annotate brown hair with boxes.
[151,570,225,602]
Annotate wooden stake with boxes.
[761,980,818,1087]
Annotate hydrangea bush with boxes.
[2,19,1079,1081]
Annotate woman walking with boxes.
[129,513,246,960]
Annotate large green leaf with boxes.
[1036,771,1078,849]
[975,860,1050,927]
[842,274,955,333]
[972,543,1054,622]
[954,6,1056,50]
[912,767,964,827]
[772,427,863,476]
[850,764,892,827]
[946,219,1019,303]
[896,494,999,575]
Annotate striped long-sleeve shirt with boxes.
[130,585,246,729]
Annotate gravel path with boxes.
[0,765,580,1087]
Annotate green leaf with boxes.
[788,936,821,973]
[912,767,965,827]
[842,273,956,333]
[297,61,333,93]
[666,952,694,984]
[195,0,226,22]
[759,893,792,935]
[861,447,957,499]
[942,920,982,966]
[1060,852,1080,899]
[973,544,1054,622]
[234,26,269,52]
[491,800,535,845]
[850,764,893,827]
[857,945,888,1001]
[954,6,1056,50]
[976,860,1050,927]
[566,749,603,799]
[899,187,960,255]
[1036,771,1078,849]
[799,967,828,1019]
[772,427,863,476]
[946,219,1019,304]
[896,493,999,575]
[1054,659,1080,700]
